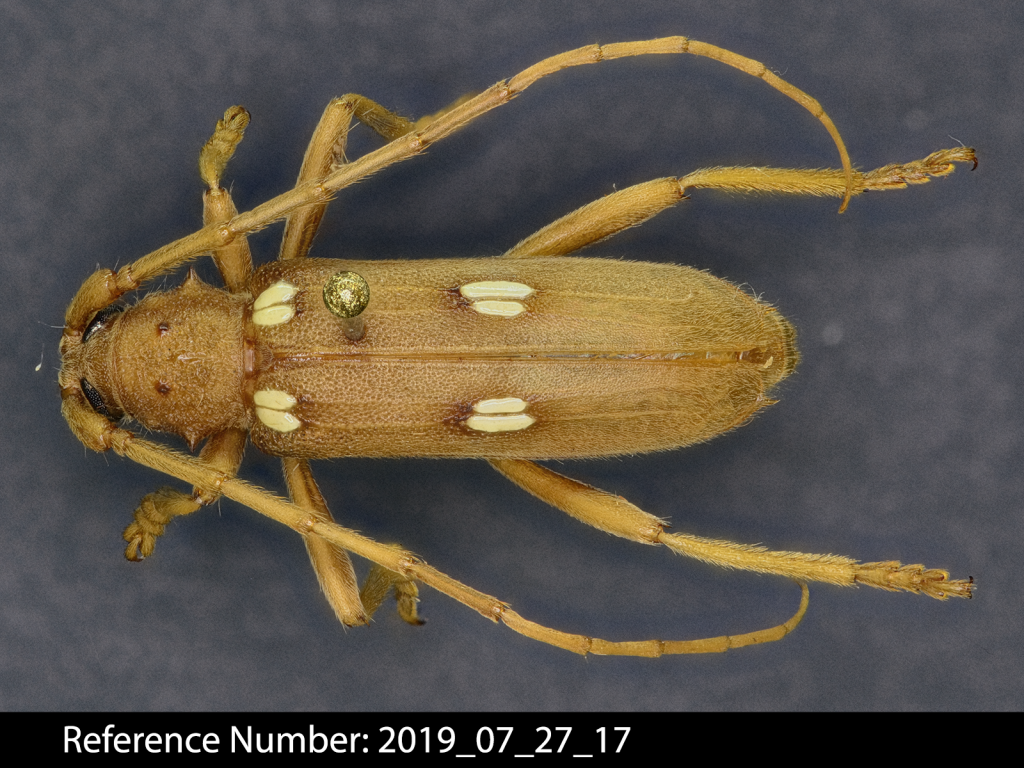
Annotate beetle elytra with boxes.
[59,37,974,657]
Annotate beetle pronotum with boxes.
[59,37,974,657]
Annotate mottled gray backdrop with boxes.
[2,0,1020,710]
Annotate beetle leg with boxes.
[676,146,977,201]
[503,177,687,258]
[359,557,425,626]
[122,428,247,560]
[280,96,416,262]
[281,458,369,627]
[199,107,254,292]
[283,458,424,627]
[122,487,202,562]
[503,147,977,259]
[489,459,974,600]
[280,93,482,262]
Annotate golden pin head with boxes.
[323,271,370,319]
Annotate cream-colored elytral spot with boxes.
[256,408,301,432]
[467,398,534,432]
[459,280,535,300]
[254,388,301,432]
[466,413,536,433]
[470,300,527,318]
[460,280,533,318]
[253,281,299,327]
[254,389,297,410]
[474,397,529,414]
[254,281,299,309]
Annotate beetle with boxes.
[59,37,974,657]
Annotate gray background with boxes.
[2,0,1019,710]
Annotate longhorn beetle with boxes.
[59,37,974,657]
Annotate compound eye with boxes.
[80,377,113,418]
[82,304,125,344]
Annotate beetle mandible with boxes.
[59,37,974,657]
